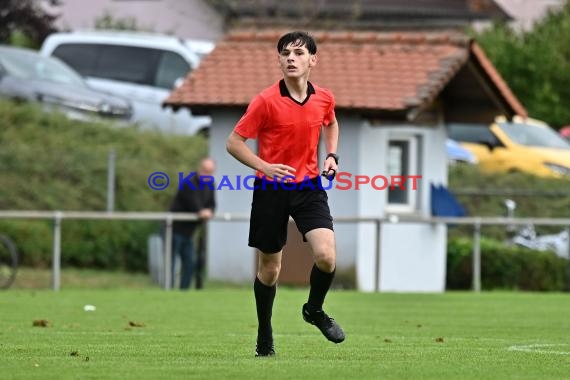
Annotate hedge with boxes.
[0,100,206,272]
[447,237,568,291]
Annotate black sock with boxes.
[254,276,276,339]
[307,264,335,312]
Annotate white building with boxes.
[42,0,225,41]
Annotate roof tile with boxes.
[165,29,523,115]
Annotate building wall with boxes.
[477,0,563,31]
[46,0,225,41]
[355,121,449,292]
[207,109,255,284]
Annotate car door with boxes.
[85,45,167,128]
[151,50,212,135]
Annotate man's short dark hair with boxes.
[277,31,317,55]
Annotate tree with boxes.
[0,0,60,47]
[94,11,146,32]
[472,1,570,129]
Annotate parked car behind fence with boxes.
[449,116,570,178]
[560,126,570,143]
[40,30,214,136]
[446,138,478,165]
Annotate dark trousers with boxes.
[194,224,206,289]
[171,232,194,290]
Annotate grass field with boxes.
[2,283,570,380]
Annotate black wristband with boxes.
[326,153,339,165]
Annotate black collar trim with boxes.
[279,79,315,106]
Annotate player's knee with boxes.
[259,263,281,284]
[311,238,335,256]
[314,255,335,273]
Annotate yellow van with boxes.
[448,116,570,178]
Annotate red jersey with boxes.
[234,80,336,183]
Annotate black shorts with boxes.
[248,177,334,253]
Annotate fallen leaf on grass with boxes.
[32,320,50,327]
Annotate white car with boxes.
[40,30,214,136]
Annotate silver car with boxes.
[0,45,132,122]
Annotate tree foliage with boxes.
[0,0,60,47]
[472,1,570,129]
[94,11,148,32]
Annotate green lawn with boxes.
[1,288,570,380]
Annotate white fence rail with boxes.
[0,211,569,291]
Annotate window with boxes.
[386,136,419,212]
[95,45,160,85]
[52,44,100,76]
[52,44,164,85]
[154,51,191,89]
[448,124,498,145]
[498,122,569,149]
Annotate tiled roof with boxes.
[470,42,526,117]
[165,29,525,116]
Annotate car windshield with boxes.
[498,122,570,149]
[0,48,86,87]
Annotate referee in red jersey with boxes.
[226,31,345,357]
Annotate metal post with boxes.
[564,226,570,292]
[163,213,173,290]
[52,211,62,291]
[566,227,570,260]
[374,219,382,292]
[107,149,116,212]
[472,219,481,292]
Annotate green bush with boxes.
[0,100,207,271]
[0,220,52,268]
[447,237,568,291]
[60,220,158,272]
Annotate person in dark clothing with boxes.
[169,157,216,290]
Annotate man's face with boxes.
[278,41,317,79]
[198,159,216,177]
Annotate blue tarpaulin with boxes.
[430,183,466,217]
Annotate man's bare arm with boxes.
[322,117,339,174]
